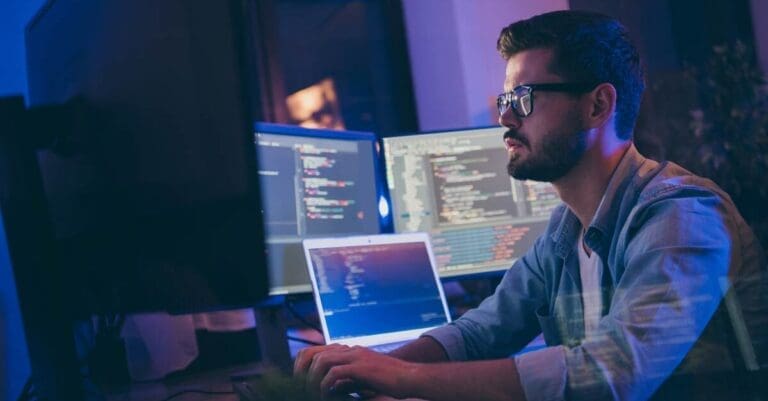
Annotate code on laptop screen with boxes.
[308,241,449,340]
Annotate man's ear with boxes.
[584,83,617,129]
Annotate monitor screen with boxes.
[254,123,388,294]
[383,126,560,277]
[24,0,270,315]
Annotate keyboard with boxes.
[370,341,408,354]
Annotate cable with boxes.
[158,389,235,401]
[284,301,323,334]
[16,376,34,401]
[287,335,323,346]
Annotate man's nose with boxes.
[499,107,521,130]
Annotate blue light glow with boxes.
[378,195,390,219]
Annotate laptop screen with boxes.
[304,234,450,345]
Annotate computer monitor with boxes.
[24,0,270,315]
[383,126,560,277]
[254,123,389,295]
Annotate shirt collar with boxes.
[550,144,652,260]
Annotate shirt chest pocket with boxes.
[535,299,584,348]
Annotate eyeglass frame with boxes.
[497,82,600,118]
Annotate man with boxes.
[294,10,767,401]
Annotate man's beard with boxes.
[506,120,588,182]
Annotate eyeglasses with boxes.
[497,82,599,118]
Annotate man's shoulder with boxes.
[634,160,731,207]
[625,160,747,245]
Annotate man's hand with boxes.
[294,341,525,401]
[294,344,418,399]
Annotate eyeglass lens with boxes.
[497,87,533,117]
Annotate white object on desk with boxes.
[121,313,198,381]
[192,309,256,332]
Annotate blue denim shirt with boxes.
[425,145,767,401]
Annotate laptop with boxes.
[302,232,452,352]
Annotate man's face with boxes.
[500,48,588,182]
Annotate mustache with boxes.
[503,130,529,147]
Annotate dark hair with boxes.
[497,10,644,139]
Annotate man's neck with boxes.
[553,138,631,230]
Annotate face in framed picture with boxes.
[286,78,345,130]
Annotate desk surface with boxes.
[103,327,432,401]
[105,362,253,401]
[105,364,427,401]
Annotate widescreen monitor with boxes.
[383,126,560,277]
[255,123,389,295]
[24,0,270,315]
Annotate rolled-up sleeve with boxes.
[515,345,568,401]
[422,324,467,361]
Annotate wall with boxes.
[569,0,679,75]
[0,1,47,399]
[402,0,768,132]
[401,0,569,131]
[0,1,46,98]
[751,0,768,73]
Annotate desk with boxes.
[105,364,427,401]
[104,322,443,401]
[105,362,257,401]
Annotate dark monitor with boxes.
[383,126,560,277]
[24,0,269,315]
[254,123,390,295]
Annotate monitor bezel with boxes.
[254,122,393,295]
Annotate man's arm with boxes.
[388,336,449,363]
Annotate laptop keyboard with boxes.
[370,341,408,354]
